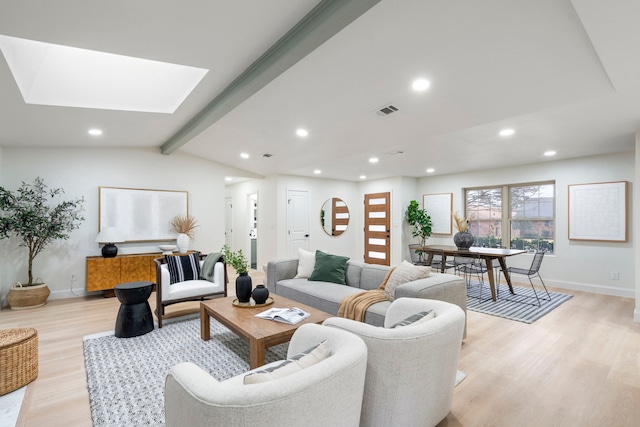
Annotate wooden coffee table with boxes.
[200,295,332,369]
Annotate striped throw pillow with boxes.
[165,252,201,284]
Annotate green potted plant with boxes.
[406,200,432,246]
[221,244,254,303]
[0,177,85,309]
[406,200,433,263]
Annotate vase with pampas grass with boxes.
[171,214,198,253]
[452,211,474,250]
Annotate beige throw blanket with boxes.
[337,267,396,322]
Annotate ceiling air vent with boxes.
[376,104,399,116]
[262,153,273,158]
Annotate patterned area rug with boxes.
[83,317,289,426]
[466,281,573,323]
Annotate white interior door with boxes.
[287,189,310,257]
[224,197,232,247]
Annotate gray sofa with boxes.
[266,258,467,336]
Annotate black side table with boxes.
[114,281,154,338]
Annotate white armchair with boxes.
[154,254,227,327]
[164,323,368,427]
[323,298,465,427]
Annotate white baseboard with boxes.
[545,278,635,299]
[49,288,93,299]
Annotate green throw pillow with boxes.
[308,251,350,285]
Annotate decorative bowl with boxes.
[159,245,176,254]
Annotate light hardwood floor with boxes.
[1,272,639,427]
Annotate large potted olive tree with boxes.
[0,177,85,309]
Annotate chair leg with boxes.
[527,273,551,306]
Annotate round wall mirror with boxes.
[320,198,350,236]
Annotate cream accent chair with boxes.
[323,298,465,427]
[154,254,227,328]
[164,323,368,427]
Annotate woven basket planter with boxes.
[0,328,38,395]
[6,283,50,310]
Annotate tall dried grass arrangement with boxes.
[453,212,472,232]
[170,215,198,240]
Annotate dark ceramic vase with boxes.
[252,284,270,305]
[235,272,252,303]
[454,231,474,250]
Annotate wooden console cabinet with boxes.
[86,252,161,292]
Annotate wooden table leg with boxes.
[485,258,497,302]
[425,252,434,267]
[200,304,211,341]
[249,338,265,370]
[498,257,515,294]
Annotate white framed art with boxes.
[568,181,627,242]
[423,193,453,235]
[99,186,188,242]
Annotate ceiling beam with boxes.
[160,0,381,155]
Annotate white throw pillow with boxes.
[295,248,316,278]
[384,260,431,301]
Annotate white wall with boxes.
[1,146,635,312]
[418,151,635,298]
[270,175,360,261]
[0,147,248,303]
[635,133,640,321]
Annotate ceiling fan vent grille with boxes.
[376,104,399,116]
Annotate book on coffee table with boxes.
[255,307,311,325]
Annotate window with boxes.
[510,183,555,253]
[466,188,503,248]
[465,182,555,253]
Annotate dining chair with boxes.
[454,254,489,302]
[499,250,550,305]
[428,249,455,273]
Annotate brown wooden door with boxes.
[364,192,391,265]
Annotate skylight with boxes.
[0,35,208,113]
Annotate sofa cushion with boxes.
[360,264,392,290]
[276,279,363,314]
[308,251,350,285]
[243,340,330,384]
[294,248,316,278]
[384,261,431,301]
[345,261,364,288]
[165,252,201,284]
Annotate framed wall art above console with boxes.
[98,186,188,242]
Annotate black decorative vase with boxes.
[236,273,252,303]
[252,284,269,305]
[454,231,474,250]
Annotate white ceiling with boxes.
[1,0,639,182]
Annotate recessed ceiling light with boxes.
[360,175,366,179]
[0,34,208,113]
[240,153,250,159]
[499,128,515,137]
[225,177,232,182]
[313,169,321,174]
[412,78,430,91]
[426,168,435,173]
[88,129,102,136]
[296,128,308,137]
[544,151,556,157]
[369,157,379,163]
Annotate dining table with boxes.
[418,245,527,302]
